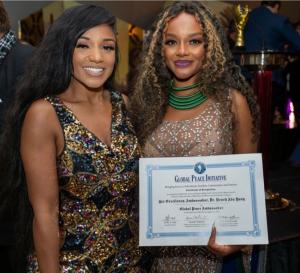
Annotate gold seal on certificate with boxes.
[139,154,268,246]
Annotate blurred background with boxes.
[4,1,300,88]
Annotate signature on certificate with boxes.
[219,215,239,220]
[219,215,240,226]
[163,215,177,226]
[185,215,208,221]
[183,215,208,227]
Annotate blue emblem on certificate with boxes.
[194,162,206,174]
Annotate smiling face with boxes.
[71,24,116,91]
[163,12,206,87]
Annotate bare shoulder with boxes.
[26,99,55,118]
[23,99,59,133]
[231,89,248,108]
[230,89,251,116]
[230,90,257,152]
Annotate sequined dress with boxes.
[27,91,150,273]
[143,100,233,273]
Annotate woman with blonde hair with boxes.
[130,1,260,273]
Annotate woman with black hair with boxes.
[0,4,150,273]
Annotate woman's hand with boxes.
[207,225,244,257]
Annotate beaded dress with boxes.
[27,91,151,273]
[143,99,233,273]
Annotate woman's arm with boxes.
[20,100,61,273]
[207,90,258,256]
[231,89,258,154]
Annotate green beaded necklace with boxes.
[170,80,202,91]
[168,80,207,110]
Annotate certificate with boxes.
[139,154,268,246]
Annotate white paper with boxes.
[139,154,269,246]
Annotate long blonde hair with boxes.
[130,1,260,145]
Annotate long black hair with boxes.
[0,4,117,272]
[0,1,10,33]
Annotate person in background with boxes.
[244,1,300,52]
[130,2,260,273]
[0,4,151,273]
[0,1,34,126]
[0,1,34,272]
[244,1,300,122]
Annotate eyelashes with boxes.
[189,39,203,45]
[102,45,115,51]
[76,43,88,48]
[164,39,204,46]
[75,44,115,51]
[165,39,177,46]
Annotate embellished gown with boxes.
[27,91,151,273]
[143,99,234,273]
